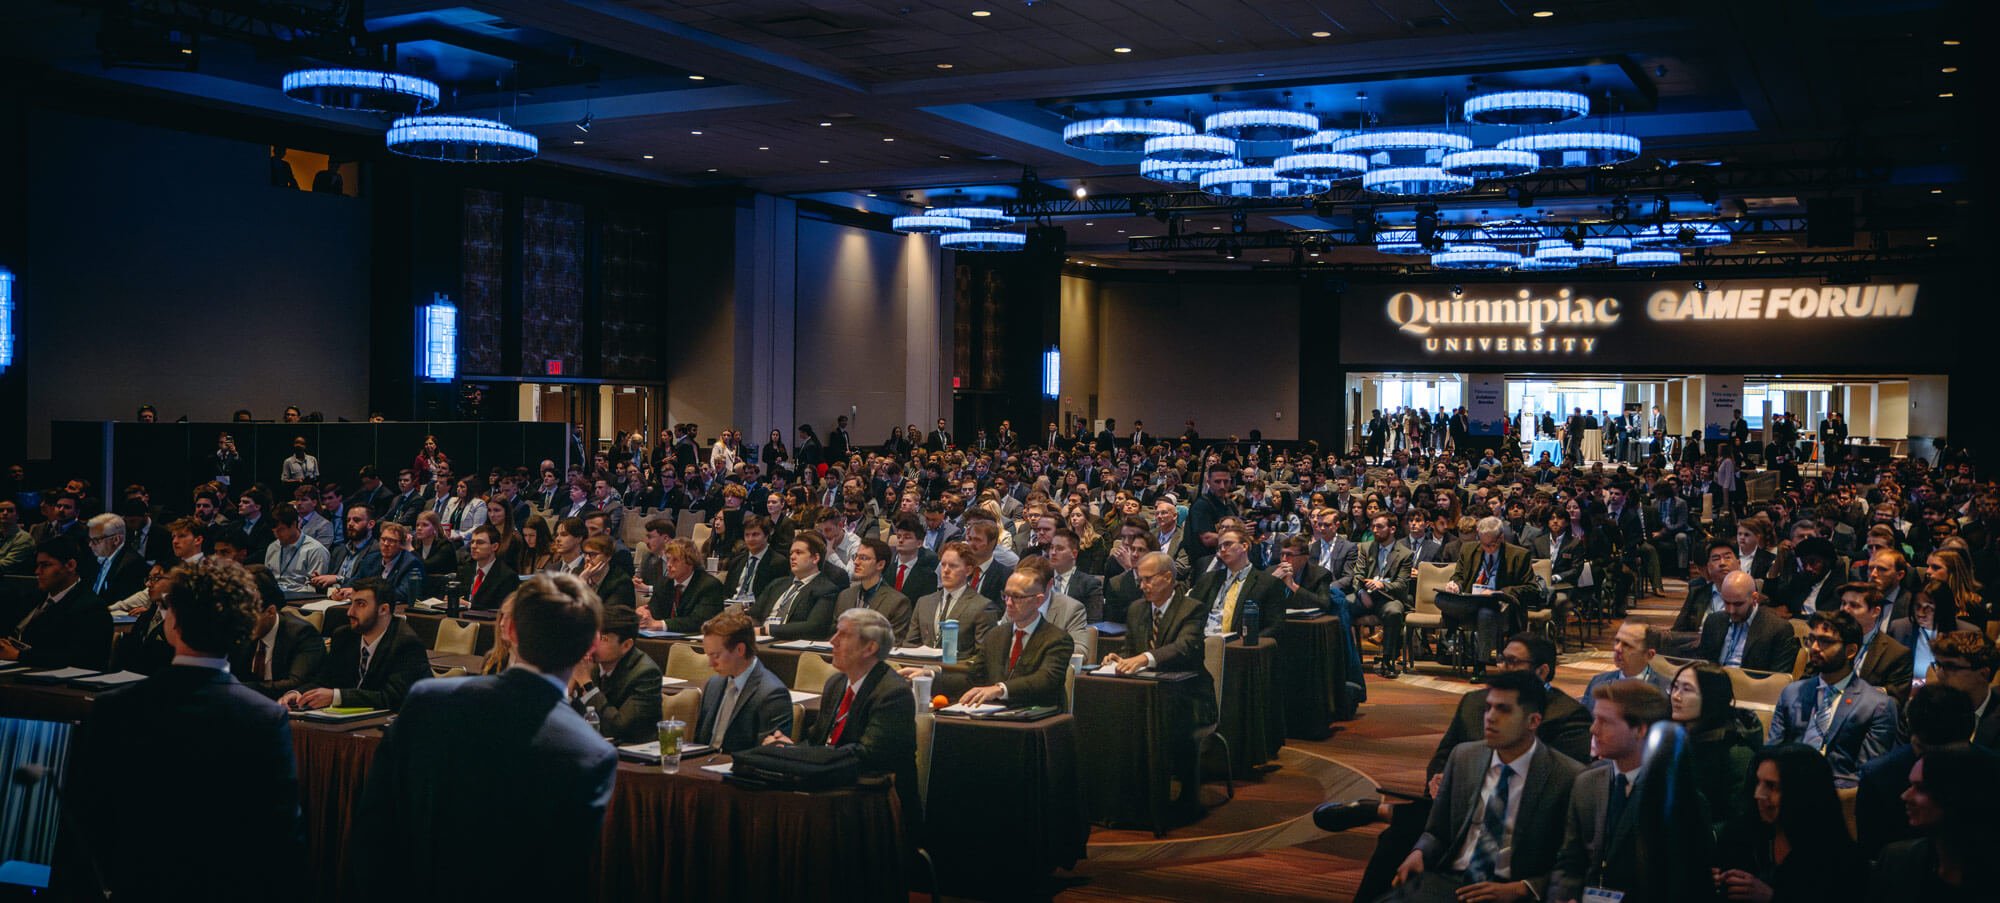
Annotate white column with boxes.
[734,194,797,438]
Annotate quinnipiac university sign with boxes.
[1337,279,1929,369]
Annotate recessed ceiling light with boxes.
[1942,66,1959,73]
[819,159,830,164]
[1211,226,1220,230]
[1532,10,1555,18]
[971,9,991,17]
[1927,235,1939,240]
[1116,229,1125,233]
[936,63,954,69]
[572,139,584,145]
[1931,188,1944,194]
[690,130,702,135]
[938,154,951,159]
[819,121,832,127]
[1310,31,1331,38]
[883,137,895,142]
[1757,250,1768,255]
[1942,39,1961,46]
[688,74,705,80]
[1113,47,1132,53]
[642,154,654,159]
[866,192,878,197]
[758,146,770,151]
[1939,92,1955,98]
[1084,222,1094,226]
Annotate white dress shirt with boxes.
[1448,740,1537,876]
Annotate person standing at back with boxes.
[354,573,616,900]
[59,558,304,900]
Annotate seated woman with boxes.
[1670,660,1762,833]
[1713,743,1865,902]
[1868,745,2000,901]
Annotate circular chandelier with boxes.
[1463,90,1590,126]
[1631,221,1732,247]
[1361,165,1473,196]
[1515,255,1578,271]
[386,116,537,163]
[891,214,972,234]
[1499,131,1641,169]
[1331,130,1473,167]
[1532,239,1617,264]
[929,207,1011,228]
[1204,109,1320,142]
[939,231,1027,252]
[283,68,439,114]
[1139,156,1238,183]
[1431,244,1523,270]
[1063,117,1194,153]
[1479,219,1549,243]
[1198,166,1330,199]
[1373,229,1430,255]
[1142,134,1237,163]
[1579,236,1633,251]
[1292,129,1352,152]
[1616,249,1682,267]
[1440,148,1538,179]
[1270,152,1367,181]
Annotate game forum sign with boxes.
[1340,279,1930,368]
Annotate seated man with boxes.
[329,520,424,609]
[750,533,841,640]
[461,525,519,612]
[1838,582,1914,704]
[1187,525,1286,639]
[1696,570,1801,673]
[232,565,327,698]
[1390,669,1585,902]
[693,610,792,753]
[907,541,999,655]
[262,505,328,597]
[638,537,726,633]
[279,577,431,712]
[1,538,112,670]
[1549,681,1672,902]
[1348,513,1414,675]
[833,537,914,642]
[1581,623,1672,712]
[952,568,1075,710]
[1437,516,1538,681]
[765,607,920,839]
[111,563,176,674]
[1765,610,1900,787]
[568,607,662,745]
[1672,539,1739,633]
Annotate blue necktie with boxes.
[1724,622,1746,666]
[1466,762,1515,882]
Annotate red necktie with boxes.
[969,566,983,595]
[828,686,855,744]
[470,569,484,598]
[895,563,908,591]
[1008,626,1026,671]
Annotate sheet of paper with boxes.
[939,702,1006,715]
[772,639,819,649]
[74,670,147,686]
[300,599,343,612]
[661,676,688,688]
[700,762,734,775]
[892,646,944,659]
[788,690,820,704]
[23,667,99,681]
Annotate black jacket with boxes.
[16,581,111,670]
[304,619,432,710]
[751,573,840,640]
[229,612,327,699]
[461,559,519,612]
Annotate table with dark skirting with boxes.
[924,713,1087,890]
[1221,637,1286,773]
[1274,615,1347,740]
[1073,669,1202,835]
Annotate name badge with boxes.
[1582,888,1625,903]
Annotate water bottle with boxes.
[583,706,600,732]
[1240,599,1261,645]
[941,619,960,665]
[912,672,934,711]
[444,572,464,618]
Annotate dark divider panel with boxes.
[50,421,568,509]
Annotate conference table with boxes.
[1220,637,1285,774]
[0,672,908,902]
[1273,614,1348,738]
[1073,668,1205,835]
[923,713,1088,891]
[1529,437,1564,465]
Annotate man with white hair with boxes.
[1438,516,1538,682]
[84,513,148,602]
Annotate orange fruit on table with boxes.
[931,694,950,710]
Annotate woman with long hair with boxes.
[1922,547,1985,626]
[519,516,556,574]
[1889,580,1971,687]
[484,497,525,572]
[1713,743,1864,901]
[762,428,790,473]
[478,598,515,675]
[1868,745,2000,900]
[1670,661,1762,832]
[1065,504,1108,577]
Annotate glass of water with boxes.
[657,718,685,774]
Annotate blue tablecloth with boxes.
[1530,438,1563,465]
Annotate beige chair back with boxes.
[435,666,468,679]
[1530,558,1553,586]
[1651,654,1690,687]
[301,609,325,632]
[915,710,937,811]
[661,685,703,726]
[1726,665,1793,709]
[665,642,719,684]
[1837,785,1859,841]
[1415,562,1457,612]
[434,618,481,655]
[1203,635,1227,713]
[793,651,840,693]
[620,511,650,547]
[692,523,714,554]
[1699,494,1714,524]
[676,510,702,539]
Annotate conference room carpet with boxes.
[954,578,1686,902]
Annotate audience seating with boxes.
[664,643,719,685]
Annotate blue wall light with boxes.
[417,293,457,382]
[1042,347,1060,399]
[0,267,15,374]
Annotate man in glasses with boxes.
[1766,610,1899,786]
[1924,631,2000,749]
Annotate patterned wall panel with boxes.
[458,188,505,374]
[953,264,973,386]
[600,210,663,379]
[521,196,586,375]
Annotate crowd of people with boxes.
[5,414,1998,899]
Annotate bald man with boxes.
[1696,570,1801,672]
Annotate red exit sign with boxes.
[546,359,563,376]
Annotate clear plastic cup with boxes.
[657,718,685,774]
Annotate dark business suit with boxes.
[1854,743,1920,856]
[751,572,840,640]
[1697,605,1802,673]
[1311,536,1358,593]
[1349,537,1415,661]
[350,548,425,607]
[85,545,149,603]
[229,612,327,699]
[461,559,519,612]
[233,515,277,562]
[14,582,111,670]
[911,588,1001,655]
[576,644,663,744]
[111,601,175,675]
[1855,631,1914,703]
[1405,740,1583,900]
[1051,568,1106,621]
[1118,592,1216,725]
[969,617,1075,710]
[1444,542,1540,663]
[695,659,793,752]
[1766,673,1900,785]
[1551,762,1644,900]
[834,582,914,645]
[592,565,637,612]
[968,558,1012,604]
[1767,567,1842,619]
[1674,576,1725,633]
[887,549,940,602]
[354,668,616,901]
[655,570,729,633]
[1187,565,1287,637]
[414,540,458,579]
[61,664,303,901]
[723,546,790,599]
[807,660,921,839]
[1427,687,1594,779]
[305,618,432,711]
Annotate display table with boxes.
[1220,637,1285,774]
[1074,669,1203,835]
[924,713,1087,890]
[1274,615,1347,739]
[1529,438,1563,466]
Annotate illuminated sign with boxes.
[417,293,457,382]
[1386,287,1620,355]
[1645,283,1918,321]
[1043,348,1061,399]
[0,267,13,373]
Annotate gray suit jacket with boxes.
[1416,740,1584,897]
[1052,569,1106,621]
[911,588,1000,658]
[1312,536,1358,593]
[1551,762,1643,900]
[694,658,793,753]
[1045,592,1091,658]
[833,582,914,645]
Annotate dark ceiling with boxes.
[0,0,1973,269]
